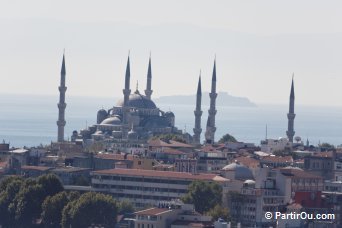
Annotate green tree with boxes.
[0,176,23,192]
[12,181,45,227]
[62,192,118,228]
[218,133,237,143]
[0,174,64,228]
[0,178,23,227]
[206,204,230,221]
[153,134,186,143]
[320,142,335,150]
[41,191,80,228]
[117,200,134,214]
[38,173,64,197]
[182,181,222,213]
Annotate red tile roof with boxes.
[160,148,186,155]
[311,151,333,158]
[201,145,220,153]
[96,153,134,161]
[0,161,8,169]
[148,139,194,148]
[234,156,259,168]
[280,169,322,179]
[262,155,293,163]
[92,168,228,182]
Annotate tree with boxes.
[153,134,186,143]
[41,191,80,228]
[0,178,23,228]
[218,133,237,143]
[0,176,23,192]
[182,181,222,213]
[62,192,118,228]
[12,181,45,227]
[319,142,335,150]
[206,204,230,221]
[117,200,134,214]
[0,174,64,228]
[37,174,64,197]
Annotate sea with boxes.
[0,94,341,148]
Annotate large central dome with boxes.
[116,92,157,109]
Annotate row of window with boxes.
[105,192,174,201]
[93,175,191,185]
[93,184,187,193]
[137,224,154,228]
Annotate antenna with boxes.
[265,124,268,140]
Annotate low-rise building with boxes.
[51,167,91,185]
[260,155,293,168]
[21,165,53,177]
[133,201,212,228]
[91,168,230,208]
[260,138,292,153]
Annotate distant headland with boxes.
[155,92,256,107]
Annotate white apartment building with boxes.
[91,168,230,208]
[260,138,292,153]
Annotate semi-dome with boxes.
[164,111,175,117]
[222,162,254,180]
[100,116,122,125]
[116,92,157,109]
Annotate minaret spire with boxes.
[57,53,67,142]
[123,54,131,106]
[193,72,203,145]
[205,59,218,144]
[145,54,153,100]
[286,75,296,143]
[122,53,132,139]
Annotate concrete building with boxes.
[133,201,212,228]
[260,155,293,168]
[91,168,230,208]
[304,151,335,180]
[260,138,292,153]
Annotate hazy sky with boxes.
[1,0,342,106]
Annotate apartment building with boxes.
[91,168,229,208]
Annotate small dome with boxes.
[222,162,254,180]
[244,179,256,184]
[165,111,175,117]
[100,116,122,125]
[93,131,103,135]
[116,93,157,109]
[97,109,107,114]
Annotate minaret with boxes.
[193,73,202,145]
[205,59,218,144]
[122,54,131,138]
[123,55,131,106]
[57,53,67,142]
[286,76,296,143]
[145,55,153,100]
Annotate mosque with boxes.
[57,54,218,145]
